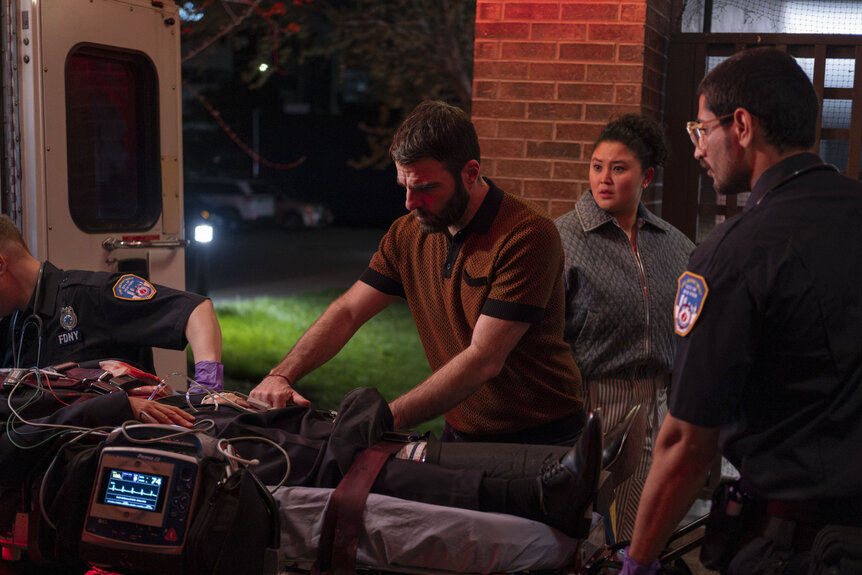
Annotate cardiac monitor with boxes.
[84,448,198,541]
[79,426,219,572]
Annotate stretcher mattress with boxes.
[275,486,605,574]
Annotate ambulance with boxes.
[0,0,194,375]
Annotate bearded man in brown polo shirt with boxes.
[251,100,585,446]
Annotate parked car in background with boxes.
[270,186,334,229]
[185,177,333,230]
[185,178,277,228]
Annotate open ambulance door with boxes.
[21,0,188,378]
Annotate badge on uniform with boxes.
[112,274,157,301]
[60,306,78,330]
[674,271,709,336]
[57,305,82,346]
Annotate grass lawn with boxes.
[211,290,445,435]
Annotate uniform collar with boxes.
[575,189,671,233]
[745,152,824,212]
[26,261,62,317]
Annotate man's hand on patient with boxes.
[128,396,195,428]
[249,374,311,408]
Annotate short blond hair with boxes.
[0,214,29,253]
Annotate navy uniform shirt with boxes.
[1,261,206,371]
[669,153,862,504]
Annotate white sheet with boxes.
[274,486,604,574]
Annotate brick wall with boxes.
[472,0,673,218]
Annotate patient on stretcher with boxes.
[0,370,602,540]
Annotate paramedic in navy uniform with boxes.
[0,214,224,395]
[621,48,862,575]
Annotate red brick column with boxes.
[472,1,672,217]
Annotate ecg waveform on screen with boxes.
[103,469,164,511]
[107,482,160,499]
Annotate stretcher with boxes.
[0,477,601,574]
[276,486,606,574]
[0,485,701,575]
[270,400,699,575]
[261,489,701,575]
[0,366,696,575]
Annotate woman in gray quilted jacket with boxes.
[554,114,695,541]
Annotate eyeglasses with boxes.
[686,114,734,149]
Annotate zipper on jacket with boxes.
[630,235,650,360]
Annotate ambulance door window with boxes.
[65,44,161,232]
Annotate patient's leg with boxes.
[420,439,569,479]
[376,416,602,539]
[370,456,584,538]
[371,458,484,509]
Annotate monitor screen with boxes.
[100,467,168,513]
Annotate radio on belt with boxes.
[79,425,226,572]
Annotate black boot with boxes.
[536,410,603,538]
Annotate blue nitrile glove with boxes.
[193,360,224,392]
[620,547,661,575]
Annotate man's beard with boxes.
[708,162,750,196]
[414,178,471,234]
[705,138,751,196]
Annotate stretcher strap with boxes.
[312,441,403,575]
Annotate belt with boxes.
[766,499,862,526]
[766,501,830,525]
[760,500,862,550]
[760,514,823,550]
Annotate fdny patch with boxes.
[674,272,709,337]
[57,329,82,347]
[112,274,157,301]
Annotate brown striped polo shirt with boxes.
[361,181,583,435]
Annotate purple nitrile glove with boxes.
[619,547,661,575]
[194,360,224,392]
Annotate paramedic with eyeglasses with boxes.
[0,214,224,403]
[621,47,862,575]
